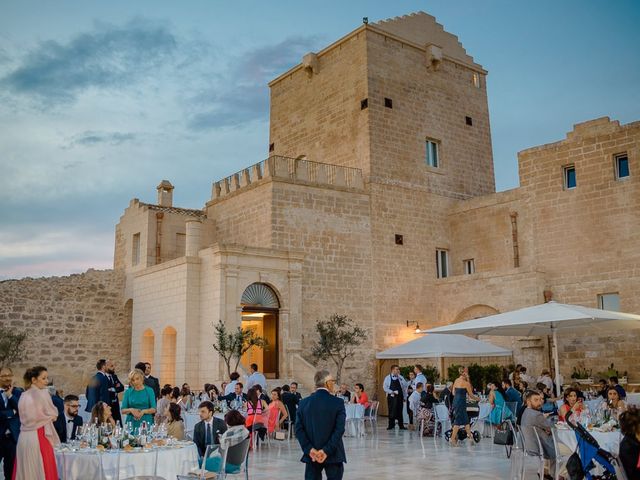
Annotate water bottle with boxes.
[139,421,148,446]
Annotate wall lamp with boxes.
[406,320,421,334]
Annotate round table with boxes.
[55,442,198,480]
[554,426,622,454]
[626,392,640,406]
[344,404,365,437]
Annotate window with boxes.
[394,234,404,245]
[384,97,393,109]
[436,249,449,279]
[132,233,140,266]
[269,142,274,152]
[360,98,368,110]
[598,293,620,311]
[465,116,473,126]
[563,165,576,189]
[463,259,475,275]
[426,140,439,168]
[472,73,480,88]
[615,153,629,179]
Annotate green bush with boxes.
[446,363,505,390]
[398,365,440,384]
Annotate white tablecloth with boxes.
[56,443,198,480]
[184,412,200,433]
[555,427,622,454]
[627,393,640,406]
[344,404,365,437]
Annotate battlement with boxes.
[210,155,365,201]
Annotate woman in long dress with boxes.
[12,366,60,480]
[450,367,478,446]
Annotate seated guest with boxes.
[601,387,627,419]
[415,384,438,437]
[55,394,83,443]
[421,384,438,409]
[221,382,228,394]
[254,384,271,405]
[155,385,173,424]
[619,407,640,480]
[537,383,557,414]
[193,401,227,458]
[218,382,248,407]
[596,379,609,399]
[519,367,535,386]
[488,381,511,424]
[569,382,586,400]
[503,379,523,412]
[170,386,181,403]
[558,387,586,422]
[201,383,219,401]
[166,403,185,440]
[351,383,370,410]
[179,385,193,411]
[516,380,529,394]
[521,390,557,478]
[336,383,352,403]
[203,410,250,475]
[609,376,627,400]
[408,382,423,419]
[537,369,554,392]
[439,382,453,410]
[245,387,268,442]
[267,389,288,433]
[225,372,240,396]
[90,401,116,428]
[281,385,299,425]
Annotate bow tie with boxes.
[67,419,74,423]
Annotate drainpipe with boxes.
[155,212,164,265]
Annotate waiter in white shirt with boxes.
[383,365,408,430]
[246,363,267,391]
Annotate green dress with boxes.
[122,386,156,430]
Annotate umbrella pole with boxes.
[553,329,561,397]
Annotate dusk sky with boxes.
[1,1,639,280]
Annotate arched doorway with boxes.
[240,283,280,379]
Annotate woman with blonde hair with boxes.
[90,401,116,428]
[12,366,60,480]
[121,368,156,430]
[450,367,478,446]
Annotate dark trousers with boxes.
[406,398,414,425]
[387,394,404,428]
[304,462,344,480]
[111,401,122,424]
[0,433,17,480]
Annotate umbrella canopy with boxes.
[376,333,512,359]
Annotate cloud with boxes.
[1,18,177,105]
[65,130,137,148]
[188,35,323,130]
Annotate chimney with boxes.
[156,180,174,207]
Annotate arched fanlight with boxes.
[241,283,280,308]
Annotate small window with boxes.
[360,98,368,110]
[132,233,141,266]
[384,97,393,109]
[463,259,475,275]
[426,139,439,168]
[269,143,275,152]
[395,234,403,245]
[563,165,576,189]
[436,249,449,279]
[598,293,620,311]
[465,116,473,126]
[472,73,480,88]
[615,153,629,179]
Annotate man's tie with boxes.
[205,423,212,445]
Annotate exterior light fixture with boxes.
[406,320,421,334]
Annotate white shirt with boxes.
[408,391,422,414]
[538,375,553,391]
[64,414,75,441]
[414,373,428,387]
[382,374,408,397]
[225,380,237,396]
[246,372,267,391]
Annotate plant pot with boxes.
[574,378,593,385]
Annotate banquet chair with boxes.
[549,427,571,480]
[284,404,294,440]
[611,454,629,480]
[518,427,545,480]
[219,436,251,480]
[177,444,218,480]
[363,401,379,432]
[507,422,525,479]
[433,404,451,440]
[120,447,167,480]
[473,402,493,440]
[504,402,518,422]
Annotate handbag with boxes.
[274,430,286,441]
[566,451,584,480]
[493,422,514,446]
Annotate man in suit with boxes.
[85,359,111,413]
[0,366,23,480]
[281,384,299,426]
[291,382,303,401]
[295,370,346,480]
[54,394,83,443]
[105,360,125,424]
[135,362,161,399]
[217,382,248,407]
[193,401,227,458]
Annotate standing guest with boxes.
[166,403,185,440]
[520,390,557,478]
[135,362,160,399]
[619,407,640,480]
[414,365,428,386]
[105,359,124,424]
[537,369,554,392]
[291,382,303,401]
[85,359,110,413]
[0,366,23,479]
[519,367,535,386]
[609,376,627,400]
[336,384,352,403]
[121,368,156,430]
[50,389,64,443]
[295,370,346,480]
[450,367,478,446]
[406,374,415,427]
[246,363,267,391]
[13,366,60,480]
[225,372,241,396]
[351,384,370,410]
[407,371,416,389]
[155,385,173,424]
[218,382,247,407]
[558,387,585,422]
[383,365,408,430]
[245,386,268,442]
[282,385,300,426]
[54,395,83,443]
[90,401,116,428]
[408,382,424,419]
[193,401,227,458]
[596,379,609,399]
[601,388,628,419]
[268,388,288,434]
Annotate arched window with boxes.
[161,326,177,386]
[241,283,280,308]
[141,328,155,365]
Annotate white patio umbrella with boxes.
[426,301,640,395]
[376,333,511,359]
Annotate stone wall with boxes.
[0,269,128,395]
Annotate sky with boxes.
[1,1,639,280]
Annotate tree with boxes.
[211,320,268,378]
[311,314,367,383]
[0,327,28,368]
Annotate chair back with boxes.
[612,455,629,480]
[519,425,539,456]
[504,401,518,421]
[200,444,218,480]
[531,427,544,458]
[370,401,379,419]
[434,404,449,421]
[221,437,251,476]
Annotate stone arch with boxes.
[454,304,499,323]
[160,326,177,386]
[240,282,281,308]
[141,328,155,365]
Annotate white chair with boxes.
[433,404,451,439]
[363,401,379,432]
[550,427,572,480]
[284,404,295,440]
[120,447,166,480]
[474,403,493,440]
[219,436,251,479]
[520,427,546,480]
[504,401,519,422]
[177,444,218,480]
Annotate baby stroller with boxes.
[566,412,620,479]
[444,427,481,443]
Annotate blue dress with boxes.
[452,388,469,426]
[489,391,512,425]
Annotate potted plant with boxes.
[570,362,593,385]
[596,363,628,384]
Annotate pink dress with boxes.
[267,400,284,433]
[12,386,60,480]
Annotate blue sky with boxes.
[1,1,639,279]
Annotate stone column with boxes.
[185,219,202,257]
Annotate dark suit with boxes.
[107,373,125,424]
[282,392,299,424]
[193,417,227,457]
[53,408,83,444]
[86,371,110,412]
[0,387,23,480]
[217,392,248,407]
[144,375,160,399]
[295,389,346,480]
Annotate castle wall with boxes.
[0,270,128,395]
